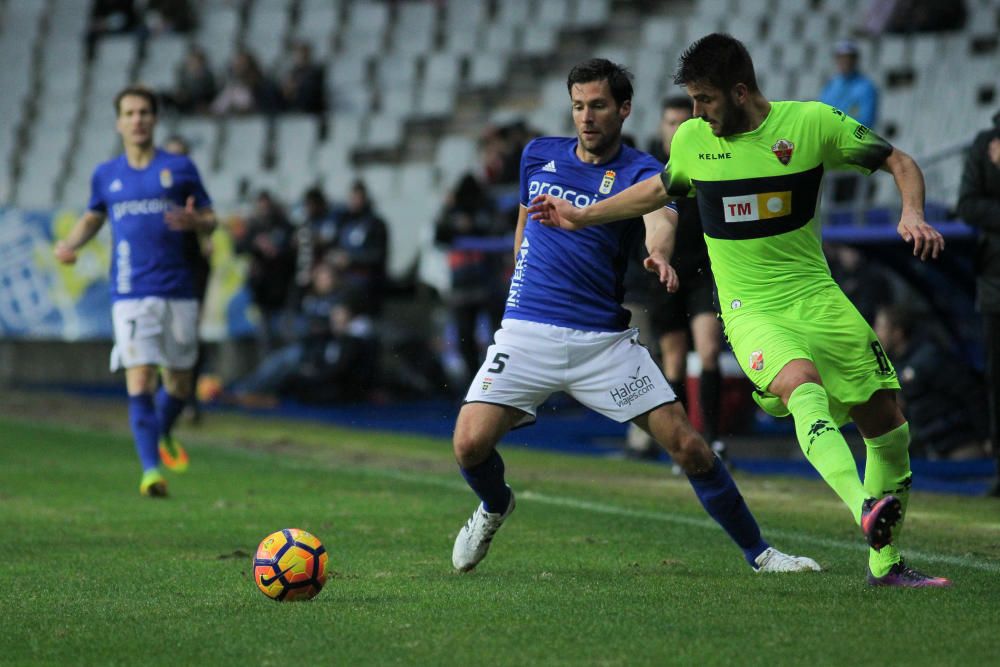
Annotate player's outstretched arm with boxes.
[527,173,671,230]
[642,206,679,293]
[881,147,944,261]
[54,210,106,264]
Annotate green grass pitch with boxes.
[1,393,998,666]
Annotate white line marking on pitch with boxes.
[368,467,1000,574]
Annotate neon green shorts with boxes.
[723,285,899,426]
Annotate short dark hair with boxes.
[566,58,634,106]
[114,85,159,116]
[674,33,759,93]
[662,96,693,113]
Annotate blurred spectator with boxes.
[228,289,378,405]
[326,180,389,315]
[145,0,196,34]
[825,243,894,324]
[874,305,989,460]
[211,48,282,116]
[860,0,967,35]
[280,41,326,114]
[86,0,140,59]
[168,45,217,114]
[480,120,536,187]
[885,0,967,33]
[434,173,509,381]
[233,191,296,353]
[819,40,879,207]
[819,40,878,129]
[956,109,1000,494]
[291,186,341,296]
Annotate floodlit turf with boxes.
[1,396,999,666]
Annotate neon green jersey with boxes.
[661,100,892,313]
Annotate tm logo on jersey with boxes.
[608,367,655,407]
[722,192,791,222]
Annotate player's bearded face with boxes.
[571,81,629,159]
[687,82,749,137]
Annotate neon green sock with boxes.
[787,383,869,522]
[863,422,912,577]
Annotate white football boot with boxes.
[753,547,822,573]
[452,489,515,572]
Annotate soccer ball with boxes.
[253,528,329,601]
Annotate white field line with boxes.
[365,467,1000,574]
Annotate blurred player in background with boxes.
[163,134,212,424]
[529,34,949,587]
[54,86,216,497]
[640,96,725,463]
[452,58,820,576]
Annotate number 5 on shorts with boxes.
[488,352,510,373]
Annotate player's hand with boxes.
[527,194,587,230]
[53,240,78,265]
[643,254,679,293]
[165,196,198,231]
[897,211,944,261]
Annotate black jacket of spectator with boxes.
[957,120,1000,312]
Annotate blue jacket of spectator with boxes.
[820,72,879,129]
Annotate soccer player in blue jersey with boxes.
[54,86,216,497]
[451,59,819,574]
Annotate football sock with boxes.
[459,449,512,514]
[128,394,160,472]
[700,368,722,442]
[787,383,869,523]
[687,456,768,565]
[669,376,687,409]
[155,386,186,438]
[863,422,912,577]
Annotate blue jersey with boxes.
[87,148,211,300]
[506,136,664,331]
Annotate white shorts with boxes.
[464,319,676,427]
[110,297,199,372]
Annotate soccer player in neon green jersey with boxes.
[528,33,950,587]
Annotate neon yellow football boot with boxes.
[140,468,168,497]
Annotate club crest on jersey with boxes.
[749,350,764,371]
[599,170,616,195]
[771,139,794,165]
[159,169,173,188]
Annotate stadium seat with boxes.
[573,0,611,27]
[389,2,437,55]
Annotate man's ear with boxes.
[731,83,749,105]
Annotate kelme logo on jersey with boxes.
[159,169,173,188]
[722,192,791,222]
[771,139,794,165]
[608,367,655,408]
[599,170,615,195]
[749,350,764,371]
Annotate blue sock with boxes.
[128,394,161,472]
[687,457,769,566]
[154,387,186,438]
[459,450,512,513]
